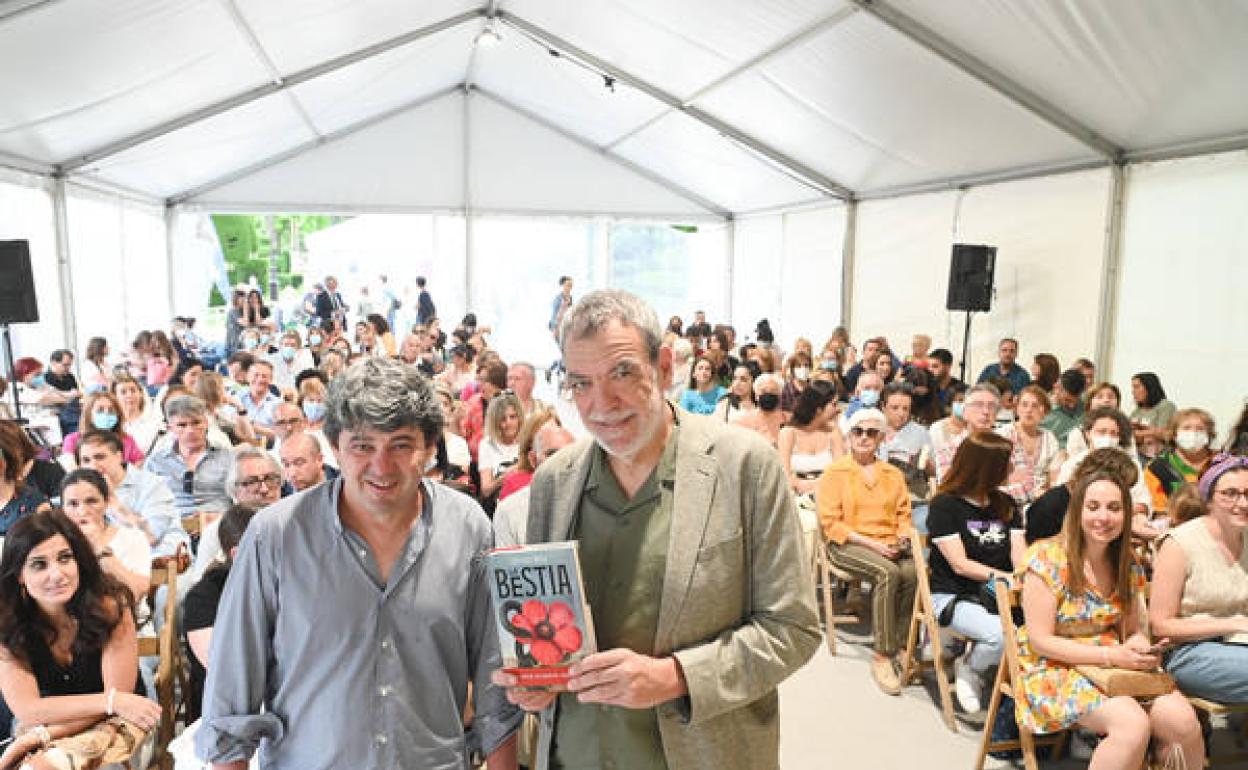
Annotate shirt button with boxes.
[378,685,391,696]
[381,639,392,650]
[375,734,388,745]
[358,549,368,558]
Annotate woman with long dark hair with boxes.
[778,379,844,495]
[0,510,160,766]
[926,431,1027,713]
[1130,372,1176,457]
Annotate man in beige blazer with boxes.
[494,290,819,770]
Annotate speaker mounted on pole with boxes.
[0,240,39,324]
[946,243,996,313]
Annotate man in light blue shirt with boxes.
[239,360,282,442]
[976,337,1031,395]
[76,429,190,557]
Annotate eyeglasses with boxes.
[1215,488,1248,505]
[182,470,195,495]
[850,426,882,438]
[238,473,283,491]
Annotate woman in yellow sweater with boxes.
[818,407,914,694]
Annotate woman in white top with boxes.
[80,336,113,394]
[1067,382,1134,456]
[998,384,1060,509]
[778,380,845,496]
[929,384,969,454]
[112,374,163,456]
[59,468,151,603]
[1150,455,1248,703]
[1056,407,1155,535]
[478,392,523,501]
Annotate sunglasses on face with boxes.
[850,426,882,438]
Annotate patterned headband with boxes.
[1198,453,1248,501]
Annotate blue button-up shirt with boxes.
[145,443,233,518]
[114,465,190,557]
[197,478,521,769]
[240,389,283,428]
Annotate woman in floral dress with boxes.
[1017,471,1203,769]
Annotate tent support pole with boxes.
[463,88,473,315]
[164,206,178,317]
[840,200,858,333]
[723,219,735,326]
[52,176,78,359]
[1094,164,1126,381]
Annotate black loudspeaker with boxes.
[946,244,996,312]
[0,240,40,323]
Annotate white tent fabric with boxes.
[1,0,1246,433]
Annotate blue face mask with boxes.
[303,401,326,422]
[952,402,965,420]
[243,338,258,351]
[259,334,271,346]
[30,373,46,388]
[280,346,297,362]
[92,412,119,431]
[308,335,322,346]
[860,389,880,407]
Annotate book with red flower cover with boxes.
[486,541,597,689]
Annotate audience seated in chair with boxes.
[779,380,843,497]
[928,431,1027,714]
[817,407,915,695]
[0,511,161,766]
[1018,472,1203,770]
[1150,454,1248,704]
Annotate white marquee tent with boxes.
[1,0,1246,425]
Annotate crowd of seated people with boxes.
[0,284,1245,769]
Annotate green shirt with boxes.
[551,423,680,770]
[1040,404,1083,449]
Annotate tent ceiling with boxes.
[1,0,1245,215]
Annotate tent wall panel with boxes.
[954,168,1110,377]
[1111,151,1248,432]
[731,215,785,343]
[777,206,845,348]
[850,190,959,362]
[0,169,63,359]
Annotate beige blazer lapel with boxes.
[655,428,718,651]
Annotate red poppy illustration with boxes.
[506,599,583,666]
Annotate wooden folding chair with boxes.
[1188,696,1248,767]
[974,578,1067,770]
[898,529,958,732]
[136,563,185,770]
[813,539,869,655]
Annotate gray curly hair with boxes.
[323,357,445,447]
[560,289,662,365]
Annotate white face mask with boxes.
[1090,434,1119,450]
[793,367,810,382]
[1175,430,1209,452]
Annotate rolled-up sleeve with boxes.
[143,476,190,557]
[465,545,523,756]
[195,523,284,763]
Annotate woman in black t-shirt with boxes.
[184,503,258,722]
[926,431,1026,714]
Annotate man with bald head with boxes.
[492,419,575,547]
[280,432,327,492]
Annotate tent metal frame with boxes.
[496,11,855,202]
